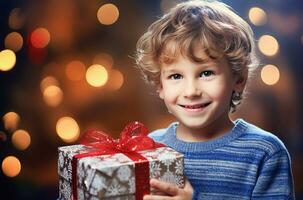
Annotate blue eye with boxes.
[200,71,214,77]
[169,74,182,80]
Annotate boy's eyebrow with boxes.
[161,68,179,74]
[195,57,218,65]
[191,58,219,68]
[161,62,219,75]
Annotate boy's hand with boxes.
[143,178,193,200]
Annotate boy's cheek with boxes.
[163,92,178,103]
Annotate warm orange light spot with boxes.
[56,117,80,143]
[97,4,119,25]
[12,129,31,150]
[2,156,21,177]
[258,35,279,56]
[86,64,108,87]
[261,64,280,85]
[0,49,17,71]
[4,32,23,52]
[248,7,267,26]
[40,76,59,92]
[30,28,51,48]
[108,69,124,90]
[3,112,20,131]
[65,60,86,81]
[43,85,63,107]
[93,53,114,70]
[8,8,25,30]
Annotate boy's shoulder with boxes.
[147,120,289,157]
[237,119,289,155]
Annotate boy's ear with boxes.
[234,72,247,92]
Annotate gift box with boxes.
[58,122,184,200]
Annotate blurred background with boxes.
[0,0,302,199]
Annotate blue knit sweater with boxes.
[149,119,295,200]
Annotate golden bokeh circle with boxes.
[2,156,21,177]
[86,64,108,87]
[56,117,80,143]
[4,32,23,52]
[0,49,17,71]
[258,35,279,56]
[3,111,20,131]
[43,85,63,107]
[12,129,31,150]
[97,4,119,25]
[261,64,280,85]
[248,7,267,26]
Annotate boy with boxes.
[135,0,295,199]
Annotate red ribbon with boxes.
[71,121,164,200]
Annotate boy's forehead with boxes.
[161,41,218,64]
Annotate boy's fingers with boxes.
[143,194,173,200]
[150,179,179,196]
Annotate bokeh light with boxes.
[8,8,25,30]
[261,64,280,85]
[12,129,31,150]
[0,49,17,71]
[65,60,86,81]
[93,53,114,70]
[30,28,51,48]
[248,7,267,26]
[43,85,63,107]
[2,156,21,177]
[107,69,124,91]
[86,64,108,87]
[258,35,279,56]
[4,32,23,52]
[3,112,20,131]
[40,76,59,92]
[56,117,80,143]
[97,3,119,25]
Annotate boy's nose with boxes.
[183,80,202,98]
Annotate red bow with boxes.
[80,121,158,153]
[72,121,162,200]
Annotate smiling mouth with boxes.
[179,102,211,109]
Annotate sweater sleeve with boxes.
[251,149,295,199]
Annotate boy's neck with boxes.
[176,114,234,142]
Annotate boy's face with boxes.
[158,49,245,135]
